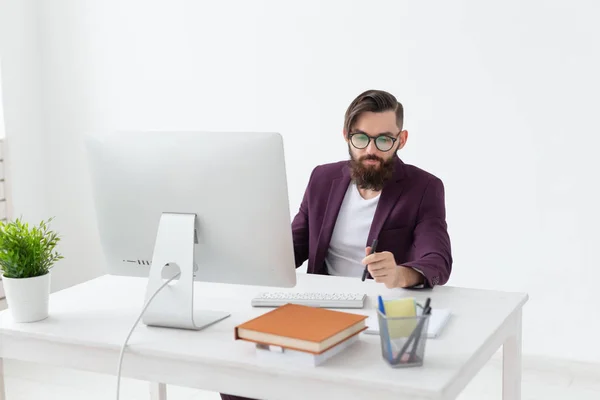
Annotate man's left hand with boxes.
[362,247,424,288]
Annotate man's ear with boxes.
[398,130,408,149]
[343,130,349,142]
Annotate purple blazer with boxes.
[291,156,452,287]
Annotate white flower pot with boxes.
[2,272,51,323]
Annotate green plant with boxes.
[0,217,64,279]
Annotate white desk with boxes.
[0,272,527,400]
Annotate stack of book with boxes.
[234,303,368,366]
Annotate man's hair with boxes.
[343,89,404,134]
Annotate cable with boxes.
[116,272,181,400]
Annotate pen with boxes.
[408,299,431,362]
[378,295,386,314]
[377,295,394,363]
[421,298,431,315]
[361,238,378,281]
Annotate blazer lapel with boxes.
[367,157,406,244]
[314,171,351,274]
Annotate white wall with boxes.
[0,0,106,293]
[0,0,47,224]
[1,0,599,363]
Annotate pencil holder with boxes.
[376,309,430,368]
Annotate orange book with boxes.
[234,303,368,354]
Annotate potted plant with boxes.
[0,217,63,322]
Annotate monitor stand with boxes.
[142,212,230,330]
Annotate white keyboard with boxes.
[251,292,367,309]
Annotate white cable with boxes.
[116,272,181,400]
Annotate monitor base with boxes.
[142,212,230,330]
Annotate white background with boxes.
[1,0,599,363]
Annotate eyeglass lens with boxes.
[351,133,394,151]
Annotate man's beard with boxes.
[348,147,395,191]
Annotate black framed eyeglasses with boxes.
[348,132,398,152]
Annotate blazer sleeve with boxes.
[290,168,315,268]
[402,177,453,287]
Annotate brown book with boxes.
[234,303,368,354]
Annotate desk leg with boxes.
[0,358,6,400]
[502,309,522,400]
[150,382,167,400]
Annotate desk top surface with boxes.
[0,272,527,398]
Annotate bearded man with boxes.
[219,89,453,400]
[291,89,453,289]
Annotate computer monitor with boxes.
[85,131,297,330]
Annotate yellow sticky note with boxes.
[383,298,418,338]
[383,298,416,317]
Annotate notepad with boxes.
[364,307,451,338]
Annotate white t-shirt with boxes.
[325,183,380,277]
